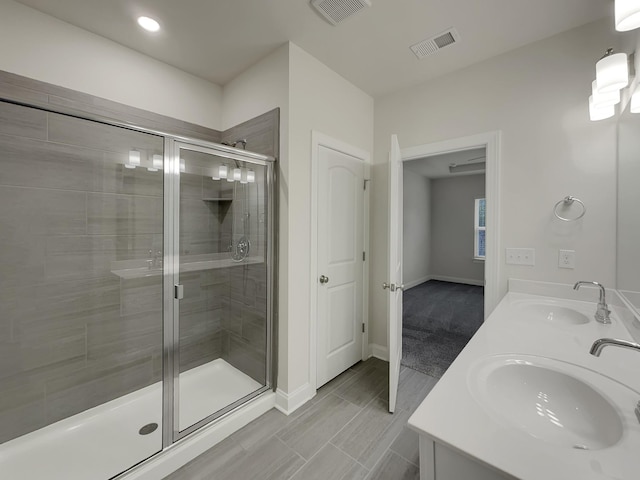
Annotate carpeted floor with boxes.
[402,280,484,378]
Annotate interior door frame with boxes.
[398,131,502,319]
[310,131,371,391]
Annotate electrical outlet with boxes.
[559,249,575,269]
[506,248,536,266]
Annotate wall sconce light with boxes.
[233,168,242,181]
[616,0,640,31]
[127,149,141,169]
[148,154,163,172]
[589,95,615,121]
[596,49,629,93]
[591,80,621,108]
[247,169,255,183]
[240,169,248,184]
[631,88,640,113]
[217,164,228,180]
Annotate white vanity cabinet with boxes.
[419,437,515,480]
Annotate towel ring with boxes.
[554,196,586,222]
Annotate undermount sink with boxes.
[469,355,637,450]
[514,300,590,325]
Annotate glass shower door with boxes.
[0,102,164,479]
[173,143,271,437]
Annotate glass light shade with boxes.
[247,170,255,183]
[148,154,162,172]
[218,164,228,179]
[596,52,629,93]
[233,168,242,181]
[127,149,141,169]
[631,88,640,113]
[591,80,620,108]
[240,169,248,184]
[589,95,615,121]
[227,177,235,182]
[615,0,640,31]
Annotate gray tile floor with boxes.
[164,358,438,480]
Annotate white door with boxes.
[388,134,403,413]
[317,145,365,387]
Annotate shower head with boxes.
[222,139,247,150]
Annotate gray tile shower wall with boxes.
[222,263,268,384]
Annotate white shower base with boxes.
[0,359,262,480]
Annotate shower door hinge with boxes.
[362,323,365,333]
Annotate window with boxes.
[474,198,486,260]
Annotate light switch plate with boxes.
[506,248,535,266]
[559,249,575,269]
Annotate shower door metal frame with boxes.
[165,139,276,443]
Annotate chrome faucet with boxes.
[590,338,640,356]
[590,338,640,424]
[573,281,611,324]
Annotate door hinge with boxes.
[362,323,365,333]
[362,251,366,261]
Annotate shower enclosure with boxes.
[0,99,276,479]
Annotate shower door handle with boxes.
[174,284,184,300]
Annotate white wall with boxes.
[0,0,222,130]
[430,174,485,284]
[286,43,374,397]
[403,171,431,288]
[370,19,623,349]
[220,44,291,390]
[221,42,374,400]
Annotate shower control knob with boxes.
[319,275,329,284]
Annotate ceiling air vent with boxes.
[410,28,461,59]
[311,0,372,26]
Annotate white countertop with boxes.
[408,280,640,480]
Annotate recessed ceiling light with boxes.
[137,16,160,32]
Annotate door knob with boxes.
[397,284,405,291]
[382,282,390,290]
[319,275,329,284]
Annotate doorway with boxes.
[387,131,500,412]
[402,148,486,377]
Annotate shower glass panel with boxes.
[0,102,164,478]
[176,144,270,434]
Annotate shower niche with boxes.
[0,98,276,479]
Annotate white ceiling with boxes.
[404,148,486,179]
[14,0,612,97]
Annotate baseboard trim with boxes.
[404,275,431,290]
[275,383,314,415]
[121,392,275,480]
[430,275,484,287]
[369,343,389,362]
